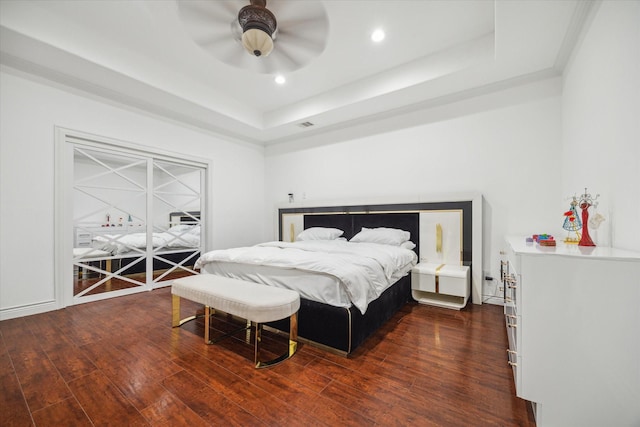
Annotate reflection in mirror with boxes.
[151,160,202,285]
[70,143,206,303]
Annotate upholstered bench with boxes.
[171,274,300,368]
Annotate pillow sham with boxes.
[350,227,411,246]
[187,225,201,235]
[168,224,193,233]
[297,227,344,241]
[401,240,416,250]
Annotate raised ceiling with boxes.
[0,0,589,146]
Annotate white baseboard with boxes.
[0,300,59,321]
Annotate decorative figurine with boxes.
[577,188,599,247]
[532,234,556,246]
[562,197,582,244]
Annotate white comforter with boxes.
[93,231,200,255]
[194,240,418,314]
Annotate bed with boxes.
[195,201,476,356]
[74,211,201,290]
[92,224,200,256]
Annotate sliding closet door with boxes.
[59,130,208,306]
[150,159,202,287]
[73,147,150,299]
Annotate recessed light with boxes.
[275,75,286,85]
[371,29,385,43]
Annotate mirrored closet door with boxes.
[73,147,149,299]
[150,159,203,284]
[66,136,206,305]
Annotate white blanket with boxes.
[93,231,200,255]
[194,240,417,314]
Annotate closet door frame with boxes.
[55,127,212,308]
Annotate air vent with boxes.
[298,121,314,128]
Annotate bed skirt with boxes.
[267,274,412,355]
[109,250,199,275]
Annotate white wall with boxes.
[562,0,640,252]
[265,78,564,301]
[0,70,265,319]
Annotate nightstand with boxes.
[411,263,470,309]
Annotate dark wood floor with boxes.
[1,287,535,426]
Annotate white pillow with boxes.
[187,225,201,235]
[350,227,411,246]
[401,240,416,250]
[168,224,192,233]
[297,227,344,241]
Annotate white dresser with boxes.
[502,236,640,427]
[74,224,143,247]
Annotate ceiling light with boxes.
[238,0,277,57]
[275,75,286,85]
[371,29,385,43]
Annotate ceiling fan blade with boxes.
[177,0,330,74]
[177,0,246,62]
[271,1,329,65]
[268,46,302,72]
[215,43,248,68]
[189,19,242,47]
[196,34,234,51]
[177,0,237,27]
[268,1,327,26]
[276,28,327,55]
[277,14,329,32]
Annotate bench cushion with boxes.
[172,274,300,323]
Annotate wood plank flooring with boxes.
[1,287,535,426]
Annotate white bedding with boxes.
[93,229,200,255]
[194,240,418,314]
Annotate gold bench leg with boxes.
[172,295,181,327]
[171,294,200,327]
[172,295,298,368]
[255,312,298,369]
[204,306,211,344]
[289,311,298,356]
[254,322,263,366]
[105,259,112,291]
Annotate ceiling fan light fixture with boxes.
[242,28,274,57]
[238,0,277,57]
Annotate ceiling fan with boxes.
[177,0,329,74]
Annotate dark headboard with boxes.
[169,211,200,226]
[304,213,420,257]
[302,214,353,237]
[280,201,473,266]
